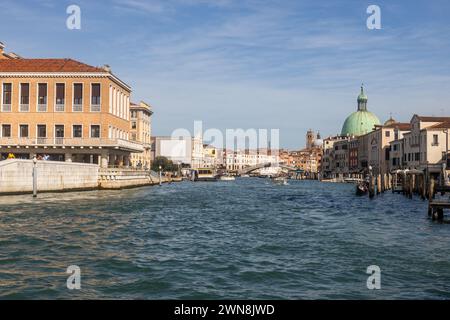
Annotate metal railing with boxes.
[2,104,11,112]
[37,104,47,112]
[20,104,29,112]
[91,104,101,112]
[55,104,65,112]
[73,104,83,112]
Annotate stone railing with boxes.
[0,137,144,152]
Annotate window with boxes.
[55,125,64,137]
[37,125,47,137]
[90,125,100,138]
[55,84,65,111]
[1,124,11,137]
[73,84,83,111]
[38,83,47,111]
[19,125,29,138]
[91,84,101,111]
[73,125,82,138]
[432,134,439,146]
[55,125,64,144]
[131,121,137,129]
[20,84,30,111]
[385,131,390,138]
[2,83,12,111]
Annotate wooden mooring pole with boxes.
[376,174,381,195]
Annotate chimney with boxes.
[0,42,5,55]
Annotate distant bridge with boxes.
[239,162,302,175]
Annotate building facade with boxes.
[0,52,142,168]
[224,149,279,172]
[130,101,153,169]
[396,115,450,172]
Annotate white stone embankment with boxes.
[0,159,99,194]
[0,159,179,195]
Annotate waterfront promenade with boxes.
[0,159,177,195]
[1,178,449,299]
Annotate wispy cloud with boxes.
[1,0,449,147]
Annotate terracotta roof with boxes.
[427,121,450,130]
[415,115,450,123]
[384,122,411,130]
[0,58,107,73]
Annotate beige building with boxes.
[130,101,153,169]
[400,115,450,171]
[363,122,410,176]
[0,43,142,167]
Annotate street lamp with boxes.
[444,129,449,184]
[159,165,162,186]
[32,156,38,198]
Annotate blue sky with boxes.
[1,0,449,148]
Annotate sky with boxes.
[1,0,449,148]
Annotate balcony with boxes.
[55,104,65,112]
[0,137,144,153]
[91,104,101,112]
[20,104,29,112]
[73,104,83,112]
[37,104,47,112]
[2,104,11,112]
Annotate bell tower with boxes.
[306,129,315,149]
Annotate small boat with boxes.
[271,176,288,185]
[220,175,236,181]
[344,178,363,184]
[356,181,369,196]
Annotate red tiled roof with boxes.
[384,122,411,130]
[427,121,450,130]
[0,58,107,73]
[416,115,450,122]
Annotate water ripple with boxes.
[1,179,450,299]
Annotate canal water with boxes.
[1,178,450,299]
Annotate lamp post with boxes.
[32,156,38,198]
[444,129,449,184]
[159,165,162,186]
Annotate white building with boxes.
[224,149,279,171]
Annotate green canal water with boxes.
[1,178,450,299]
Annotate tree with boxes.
[151,156,176,172]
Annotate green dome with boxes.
[341,110,381,136]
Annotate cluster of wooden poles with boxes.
[367,169,449,221]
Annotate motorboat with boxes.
[219,175,236,181]
[271,176,288,185]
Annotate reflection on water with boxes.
[1,179,450,299]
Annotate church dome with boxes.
[313,132,323,147]
[384,116,397,126]
[341,85,381,137]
